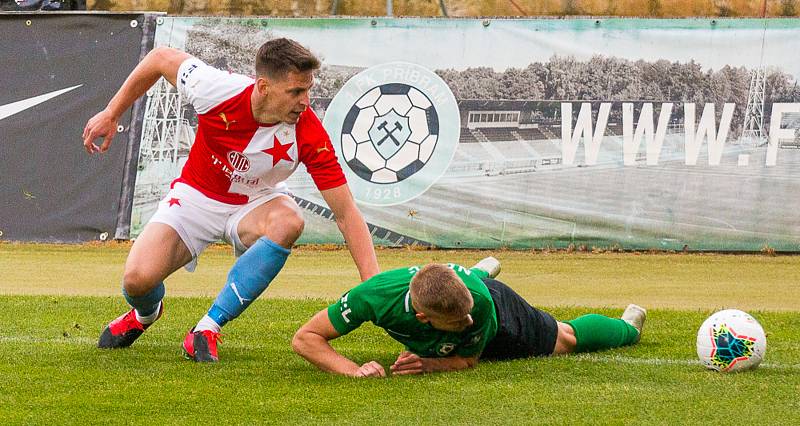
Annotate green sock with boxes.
[566,314,640,353]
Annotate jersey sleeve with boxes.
[176,57,253,114]
[468,268,489,280]
[326,283,372,335]
[296,109,347,191]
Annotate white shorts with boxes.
[148,182,288,272]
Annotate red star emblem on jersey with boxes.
[168,197,181,207]
[262,137,294,166]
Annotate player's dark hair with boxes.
[255,38,320,80]
[410,264,473,317]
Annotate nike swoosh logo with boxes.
[0,85,83,121]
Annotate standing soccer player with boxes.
[83,38,379,362]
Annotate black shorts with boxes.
[480,278,559,361]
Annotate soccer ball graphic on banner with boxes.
[339,83,439,184]
[696,309,766,372]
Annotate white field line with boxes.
[571,353,800,371]
[574,353,704,367]
[2,335,798,371]
[0,335,270,351]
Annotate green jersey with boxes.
[327,264,498,358]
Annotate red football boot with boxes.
[97,304,163,349]
[182,328,222,362]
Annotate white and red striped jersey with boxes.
[173,58,345,205]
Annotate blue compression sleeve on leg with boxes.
[207,237,290,327]
[123,282,165,317]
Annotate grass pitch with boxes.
[1,243,799,424]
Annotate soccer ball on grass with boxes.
[696,309,766,372]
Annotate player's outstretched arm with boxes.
[292,309,386,378]
[82,46,191,155]
[320,185,380,281]
[390,351,479,375]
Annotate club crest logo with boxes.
[227,151,250,172]
[437,342,456,356]
[324,62,460,206]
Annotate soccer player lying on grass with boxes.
[292,258,646,377]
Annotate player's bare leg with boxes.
[186,195,304,362]
[552,322,578,355]
[123,223,193,296]
[98,223,192,348]
[236,195,305,248]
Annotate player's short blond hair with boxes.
[410,264,473,317]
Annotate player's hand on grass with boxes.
[354,361,386,378]
[83,109,118,154]
[390,351,425,375]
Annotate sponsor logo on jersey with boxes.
[316,140,331,153]
[323,62,460,206]
[218,112,237,130]
[211,153,235,179]
[437,342,456,356]
[227,150,251,172]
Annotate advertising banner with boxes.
[133,17,800,250]
[0,13,157,242]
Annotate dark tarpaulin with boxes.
[0,13,154,241]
